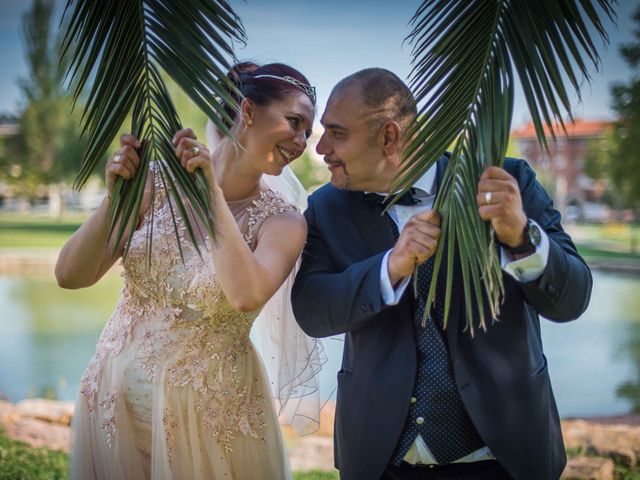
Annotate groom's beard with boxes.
[328,163,350,190]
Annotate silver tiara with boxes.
[253,74,316,104]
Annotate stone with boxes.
[0,400,15,424]
[288,435,335,472]
[562,419,640,467]
[14,398,75,426]
[4,417,70,453]
[317,401,335,437]
[561,456,614,480]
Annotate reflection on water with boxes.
[0,270,639,417]
[0,272,124,401]
[540,271,640,416]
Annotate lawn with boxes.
[566,222,640,258]
[2,214,640,265]
[0,430,339,479]
[0,429,68,480]
[0,215,84,249]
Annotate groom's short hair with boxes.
[333,68,417,134]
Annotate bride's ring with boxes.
[113,154,122,164]
[187,146,200,156]
[484,191,493,205]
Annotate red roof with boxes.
[510,119,612,139]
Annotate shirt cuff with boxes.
[501,220,550,282]
[380,250,411,305]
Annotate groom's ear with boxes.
[381,120,401,156]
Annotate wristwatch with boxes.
[503,219,542,255]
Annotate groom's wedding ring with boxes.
[187,146,200,156]
[484,191,493,205]
[112,154,122,164]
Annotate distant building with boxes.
[511,119,612,221]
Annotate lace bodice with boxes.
[123,171,291,323]
[80,164,298,454]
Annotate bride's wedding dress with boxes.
[70,167,305,479]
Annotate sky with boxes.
[0,0,638,130]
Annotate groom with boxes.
[291,68,592,480]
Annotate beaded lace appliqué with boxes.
[244,189,299,245]
[79,165,297,454]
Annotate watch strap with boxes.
[498,219,537,254]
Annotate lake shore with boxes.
[0,398,638,479]
[2,247,640,276]
[2,220,640,479]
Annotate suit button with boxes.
[410,397,417,404]
[546,284,557,295]
[416,417,424,425]
[359,303,372,312]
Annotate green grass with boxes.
[567,223,640,257]
[0,429,68,479]
[618,466,640,480]
[2,214,640,269]
[0,215,84,249]
[575,244,640,261]
[294,471,339,480]
[2,210,631,272]
[0,429,338,479]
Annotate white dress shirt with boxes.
[377,164,550,465]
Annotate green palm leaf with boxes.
[396,0,614,334]
[60,0,245,260]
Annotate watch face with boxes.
[528,222,542,247]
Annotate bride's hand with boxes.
[172,128,216,188]
[106,134,142,200]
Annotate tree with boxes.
[583,132,627,210]
[606,5,640,214]
[290,152,330,192]
[584,8,640,214]
[2,0,87,210]
[583,5,640,253]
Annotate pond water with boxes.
[0,269,639,418]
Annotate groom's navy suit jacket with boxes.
[291,157,592,480]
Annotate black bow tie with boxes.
[364,188,419,207]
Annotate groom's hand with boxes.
[476,166,528,248]
[388,210,441,286]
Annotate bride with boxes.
[56,62,322,479]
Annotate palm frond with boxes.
[60,0,245,258]
[398,0,613,334]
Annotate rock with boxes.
[574,414,640,426]
[4,417,70,453]
[562,419,640,467]
[0,399,72,453]
[14,398,75,426]
[561,456,614,480]
[288,435,335,472]
[0,400,15,425]
[317,401,335,437]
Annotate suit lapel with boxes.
[347,191,395,256]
